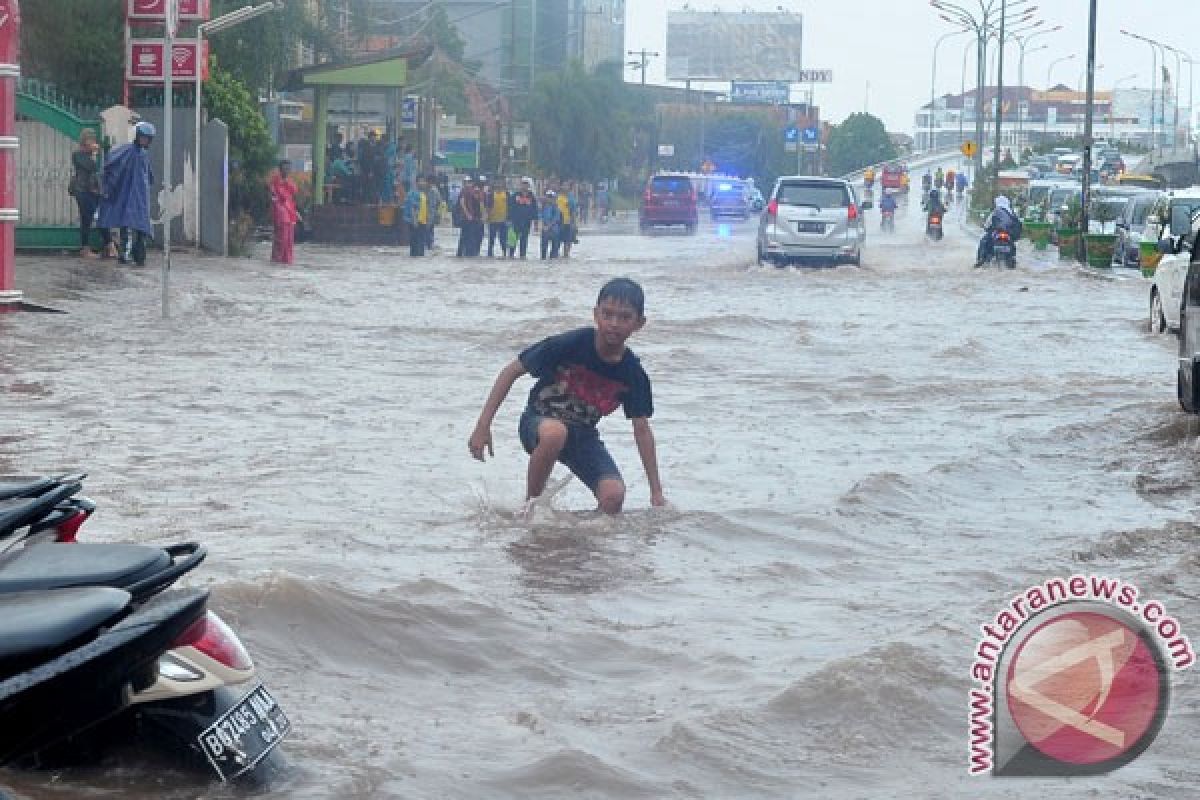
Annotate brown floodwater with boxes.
[1,192,1197,798]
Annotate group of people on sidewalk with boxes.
[71,124,594,269]
[69,122,157,266]
[402,175,583,261]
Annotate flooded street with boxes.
[2,197,1198,799]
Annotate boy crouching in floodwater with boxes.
[468,278,667,514]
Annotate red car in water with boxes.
[881,164,908,192]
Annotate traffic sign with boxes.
[784,125,799,142]
[801,126,819,145]
[961,141,978,157]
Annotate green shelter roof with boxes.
[286,44,431,91]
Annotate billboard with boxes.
[666,11,803,81]
[731,81,789,105]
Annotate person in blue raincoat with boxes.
[98,121,156,266]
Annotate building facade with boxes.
[915,84,1191,152]
[363,1,624,92]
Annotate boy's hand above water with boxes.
[468,426,494,461]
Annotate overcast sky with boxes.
[624,0,1200,135]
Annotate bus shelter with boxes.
[286,46,429,244]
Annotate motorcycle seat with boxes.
[0,477,57,502]
[0,543,172,594]
[0,484,83,539]
[0,587,130,673]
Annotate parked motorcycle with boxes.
[0,478,290,783]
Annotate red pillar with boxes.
[0,0,21,309]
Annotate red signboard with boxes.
[0,0,17,64]
[127,0,210,22]
[127,39,210,83]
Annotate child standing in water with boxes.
[468,278,667,514]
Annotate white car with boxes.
[1149,201,1200,333]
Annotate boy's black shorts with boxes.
[519,410,622,491]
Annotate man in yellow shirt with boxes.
[556,181,577,259]
[404,175,431,256]
[486,179,510,258]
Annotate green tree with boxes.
[204,63,275,222]
[527,61,646,181]
[402,4,479,125]
[207,0,334,97]
[826,112,897,176]
[20,0,124,105]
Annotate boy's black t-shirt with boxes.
[519,327,653,427]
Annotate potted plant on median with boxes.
[1056,195,1083,261]
[1083,196,1120,268]
[1023,198,1053,250]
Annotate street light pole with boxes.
[932,0,1035,178]
[960,38,974,148]
[992,0,1006,174]
[1080,0,1097,247]
[930,30,968,152]
[1122,30,1160,152]
[1013,25,1060,157]
[1162,43,1184,148]
[1045,54,1075,143]
[1016,43,1049,157]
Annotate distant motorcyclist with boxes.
[955,171,968,200]
[900,172,910,193]
[880,190,898,215]
[864,166,876,188]
[922,171,932,193]
[974,195,1022,267]
[934,167,945,190]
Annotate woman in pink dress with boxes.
[269,160,299,264]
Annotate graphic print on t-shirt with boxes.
[533,364,627,426]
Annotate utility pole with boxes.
[626,49,660,86]
[1080,0,1097,253]
[993,0,1006,177]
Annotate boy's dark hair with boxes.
[597,278,644,317]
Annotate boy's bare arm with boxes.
[631,417,666,506]
[469,360,527,461]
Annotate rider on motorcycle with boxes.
[864,166,876,187]
[974,195,1022,267]
[922,171,933,193]
[955,171,968,199]
[923,188,945,215]
[934,167,945,190]
[880,190,897,227]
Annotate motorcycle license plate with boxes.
[796,221,825,233]
[197,683,291,782]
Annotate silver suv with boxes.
[757,176,865,266]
